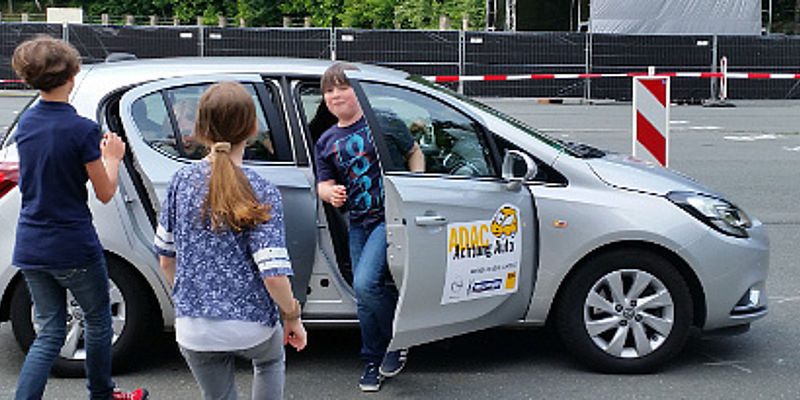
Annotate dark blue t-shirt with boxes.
[12,100,104,269]
[314,117,385,229]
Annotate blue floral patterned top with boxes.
[154,161,293,327]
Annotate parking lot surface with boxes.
[1,93,799,399]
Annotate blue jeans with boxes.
[15,257,114,400]
[349,222,398,364]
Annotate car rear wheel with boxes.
[555,249,693,373]
[9,257,159,377]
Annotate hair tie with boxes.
[212,142,231,154]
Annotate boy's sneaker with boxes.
[112,387,149,400]
[358,363,382,392]
[379,349,408,378]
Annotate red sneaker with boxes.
[112,388,149,400]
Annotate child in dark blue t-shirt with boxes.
[11,36,147,400]
[314,62,423,392]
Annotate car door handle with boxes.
[415,215,447,226]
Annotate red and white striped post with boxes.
[632,76,670,167]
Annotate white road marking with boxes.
[670,120,689,124]
[783,146,800,152]
[723,134,777,141]
[702,354,753,373]
[689,126,722,130]
[768,295,800,304]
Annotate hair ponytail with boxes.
[195,82,271,232]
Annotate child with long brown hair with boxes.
[155,82,306,400]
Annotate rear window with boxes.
[1,95,37,148]
[132,83,285,162]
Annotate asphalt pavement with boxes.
[1,93,799,399]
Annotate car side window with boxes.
[132,83,279,162]
[360,82,496,177]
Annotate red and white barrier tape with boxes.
[0,79,24,84]
[424,72,800,83]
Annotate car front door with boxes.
[118,74,316,301]
[355,81,537,350]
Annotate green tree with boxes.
[340,0,394,29]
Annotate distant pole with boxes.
[769,0,773,33]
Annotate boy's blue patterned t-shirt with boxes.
[154,161,293,327]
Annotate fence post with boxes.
[101,13,109,25]
[584,32,592,100]
[304,16,311,28]
[149,15,157,26]
[0,12,3,21]
[218,15,226,27]
[21,13,28,22]
[458,29,465,95]
[239,17,246,27]
[283,16,291,28]
[125,15,134,25]
[710,35,718,100]
[198,19,205,57]
[439,15,450,30]
[330,27,337,61]
[173,16,179,26]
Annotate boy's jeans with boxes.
[15,257,115,400]
[349,222,398,364]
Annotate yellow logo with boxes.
[505,271,517,289]
[491,206,518,238]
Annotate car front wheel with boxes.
[555,249,693,373]
[9,257,158,377]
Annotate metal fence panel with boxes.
[336,29,460,81]
[68,25,199,63]
[465,31,586,97]
[590,34,713,101]
[719,35,800,99]
[204,27,330,59]
[0,23,62,89]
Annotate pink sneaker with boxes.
[112,388,149,400]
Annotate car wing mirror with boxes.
[502,150,538,191]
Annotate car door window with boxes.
[132,83,279,162]
[360,82,496,177]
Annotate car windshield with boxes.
[408,76,606,159]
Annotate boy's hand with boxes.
[327,184,347,207]
[319,180,347,207]
[101,132,125,162]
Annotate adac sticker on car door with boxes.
[441,204,522,304]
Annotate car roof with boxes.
[76,57,409,94]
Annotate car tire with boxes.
[554,249,693,373]
[9,257,159,377]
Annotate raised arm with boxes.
[86,132,125,204]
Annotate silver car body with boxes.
[0,58,768,370]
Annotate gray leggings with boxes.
[179,327,285,400]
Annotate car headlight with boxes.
[667,191,752,238]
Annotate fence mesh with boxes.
[204,27,330,59]
[0,23,62,89]
[68,25,199,62]
[2,22,800,100]
[465,31,586,97]
[719,35,800,99]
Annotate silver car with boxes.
[0,57,768,376]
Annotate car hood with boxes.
[586,153,720,197]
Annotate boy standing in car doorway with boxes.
[314,62,424,392]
